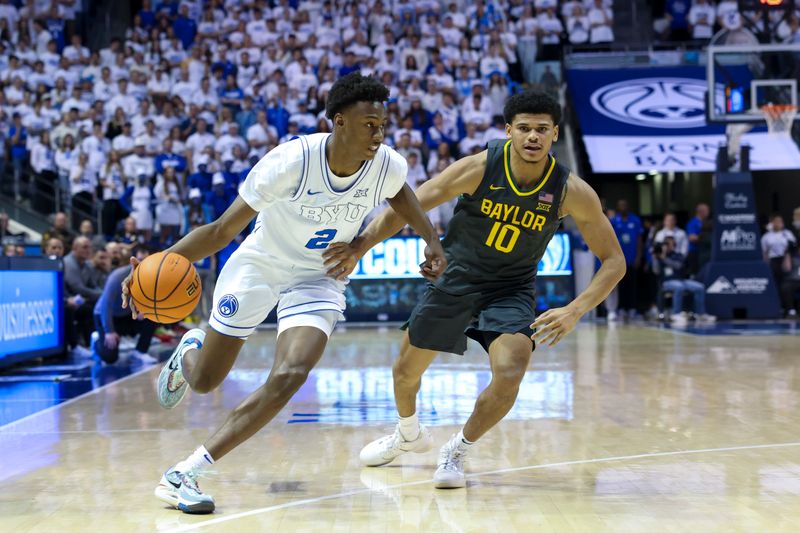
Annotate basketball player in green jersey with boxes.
[323,90,626,488]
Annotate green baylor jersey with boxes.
[434,139,570,295]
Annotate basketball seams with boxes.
[135,289,201,311]
[156,256,194,303]
[135,263,151,302]
[152,251,170,324]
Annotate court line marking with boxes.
[174,440,800,531]
[0,363,158,432]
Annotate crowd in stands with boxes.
[0,0,619,246]
[653,0,800,42]
[599,201,800,324]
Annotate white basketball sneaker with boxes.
[157,329,205,409]
[360,424,433,466]
[154,465,215,514]
[433,434,469,489]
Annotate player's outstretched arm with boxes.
[322,152,486,279]
[532,174,626,346]
[385,183,445,281]
[121,197,257,317]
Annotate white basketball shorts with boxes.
[208,248,346,339]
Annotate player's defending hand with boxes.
[420,239,447,282]
[120,256,140,319]
[531,306,580,347]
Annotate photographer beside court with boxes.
[654,236,716,325]
[92,244,158,364]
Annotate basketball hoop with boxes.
[760,104,797,135]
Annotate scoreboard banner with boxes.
[350,234,572,279]
[0,260,65,367]
[566,66,800,172]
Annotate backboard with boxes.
[707,42,800,124]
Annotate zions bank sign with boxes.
[566,68,800,172]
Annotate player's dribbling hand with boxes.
[420,240,447,282]
[121,256,140,319]
[531,306,580,347]
[322,237,364,281]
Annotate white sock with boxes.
[176,445,215,474]
[398,413,420,441]
[456,430,474,448]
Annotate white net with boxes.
[761,105,798,136]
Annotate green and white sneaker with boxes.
[157,329,205,409]
[155,465,215,514]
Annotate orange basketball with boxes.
[130,251,202,324]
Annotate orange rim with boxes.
[760,104,797,122]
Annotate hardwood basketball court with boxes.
[2,323,799,531]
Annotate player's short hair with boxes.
[503,90,562,125]
[325,73,389,120]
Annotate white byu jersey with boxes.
[238,133,407,273]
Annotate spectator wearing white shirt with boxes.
[762,214,797,289]
[405,150,428,191]
[93,67,116,101]
[154,166,183,246]
[63,34,90,71]
[716,0,739,21]
[289,101,317,134]
[32,19,53,55]
[69,152,97,230]
[688,0,716,39]
[30,130,57,213]
[461,92,492,131]
[80,121,111,173]
[0,0,20,29]
[137,120,163,157]
[147,68,172,101]
[185,119,216,160]
[566,4,591,44]
[479,43,510,79]
[111,122,135,158]
[62,86,91,116]
[246,111,278,152]
[130,100,154,138]
[4,76,25,105]
[22,100,51,140]
[400,35,429,74]
[236,52,258,90]
[588,0,615,43]
[393,116,424,150]
[214,123,247,159]
[459,123,486,156]
[482,115,507,145]
[170,69,196,100]
[653,213,689,257]
[99,151,127,239]
[122,141,155,182]
[191,77,220,114]
[538,7,564,59]
[105,78,138,118]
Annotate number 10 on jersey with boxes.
[485,222,520,253]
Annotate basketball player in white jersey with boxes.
[121,73,446,514]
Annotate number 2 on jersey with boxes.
[305,229,338,249]
[485,222,520,253]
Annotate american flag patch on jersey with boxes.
[539,192,554,203]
